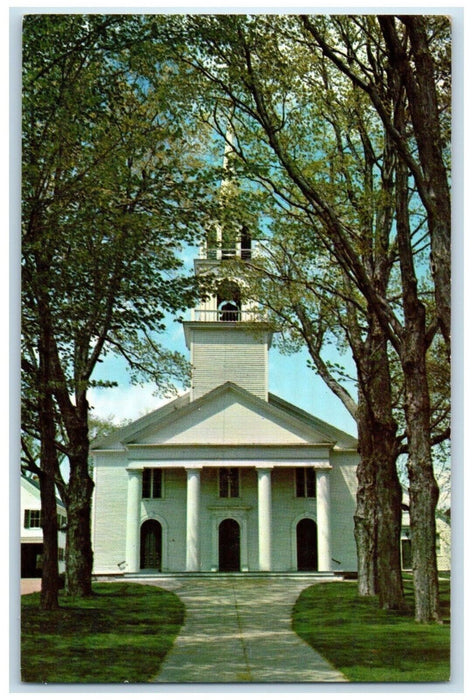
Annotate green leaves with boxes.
[21,15,217,465]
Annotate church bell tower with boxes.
[183,217,273,403]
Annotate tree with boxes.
[21,15,212,607]
[301,14,451,351]
[161,13,450,621]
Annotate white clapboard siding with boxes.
[190,327,269,400]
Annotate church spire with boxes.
[202,127,252,262]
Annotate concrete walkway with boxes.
[132,575,347,684]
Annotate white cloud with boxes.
[88,383,181,424]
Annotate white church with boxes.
[91,235,360,576]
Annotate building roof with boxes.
[21,473,66,510]
[91,381,357,452]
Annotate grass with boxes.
[21,583,185,683]
[292,575,450,682]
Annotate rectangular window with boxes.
[24,509,42,528]
[295,468,316,498]
[142,468,162,499]
[219,468,239,498]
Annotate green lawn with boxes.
[292,576,450,682]
[21,583,184,683]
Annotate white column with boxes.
[185,468,202,571]
[125,469,142,572]
[256,466,272,571]
[316,467,332,571]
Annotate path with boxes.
[138,575,347,684]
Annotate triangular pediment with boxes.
[92,382,356,450]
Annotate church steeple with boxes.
[183,137,272,401]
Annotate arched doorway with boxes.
[140,520,162,570]
[297,518,318,571]
[219,518,240,571]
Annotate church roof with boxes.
[267,393,357,450]
[91,382,357,452]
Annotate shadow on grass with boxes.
[21,583,185,684]
[292,578,450,683]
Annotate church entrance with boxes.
[297,518,318,571]
[218,518,241,571]
[140,520,162,570]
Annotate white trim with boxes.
[256,466,273,571]
[316,469,332,571]
[125,469,142,572]
[126,459,331,469]
[185,467,202,571]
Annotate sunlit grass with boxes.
[21,583,184,683]
[292,576,450,682]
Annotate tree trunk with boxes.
[367,318,404,610]
[39,469,60,610]
[374,428,404,610]
[354,394,378,598]
[402,326,441,622]
[64,446,94,598]
[395,149,441,623]
[354,314,404,608]
[37,301,60,610]
[45,335,96,598]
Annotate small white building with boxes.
[401,501,451,572]
[91,238,360,575]
[21,474,66,577]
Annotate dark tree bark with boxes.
[63,466,94,597]
[353,392,378,598]
[366,328,403,611]
[38,436,60,610]
[396,154,441,622]
[62,413,94,597]
[46,343,96,598]
[403,335,441,622]
[37,300,60,610]
[353,312,404,609]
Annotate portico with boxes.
[122,451,334,574]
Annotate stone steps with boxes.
[94,570,350,581]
